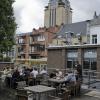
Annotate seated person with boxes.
[40,67,47,75]
[31,67,38,78]
[64,71,76,84]
[49,70,56,78]
[56,69,63,79]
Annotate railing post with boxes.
[88,70,90,88]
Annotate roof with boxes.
[90,16,100,26]
[48,44,100,49]
[17,32,32,36]
[57,21,88,36]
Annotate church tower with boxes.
[44,0,72,28]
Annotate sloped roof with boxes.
[57,21,88,36]
[90,16,100,26]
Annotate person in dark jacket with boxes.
[11,69,20,89]
[75,63,82,81]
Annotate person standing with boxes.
[75,63,82,81]
[31,68,38,85]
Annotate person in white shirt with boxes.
[40,67,47,75]
[56,69,63,78]
[31,68,38,78]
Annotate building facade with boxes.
[50,13,100,46]
[47,45,100,74]
[44,0,72,28]
[50,21,90,46]
[89,15,100,44]
[16,26,59,66]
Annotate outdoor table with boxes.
[0,75,6,89]
[48,78,66,94]
[0,77,2,88]
[24,85,56,100]
[48,78,66,84]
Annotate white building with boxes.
[89,15,100,44]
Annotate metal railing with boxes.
[82,70,100,88]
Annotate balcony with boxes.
[30,41,45,46]
[18,51,27,55]
[29,51,41,55]
[17,42,27,45]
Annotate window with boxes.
[18,38,24,44]
[84,49,97,59]
[92,35,97,44]
[37,35,45,41]
[31,46,34,52]
[83,59,97,70]
[83,49,97,70]
[67,50,78,58]
[67,50,78,69]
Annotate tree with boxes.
[0,0,16,57]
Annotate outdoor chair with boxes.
[16,89,28,100]
[16,88,34,100]
[67,82,77,96]
[75,81,81,96]
[36,74,43,85]
[17,81,27,89]
[47,95,63,100]
[40,74,49,86]
[59,88,71,100]
[27,76,34,86]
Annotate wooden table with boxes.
[24,85,56,100]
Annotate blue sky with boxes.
[13,0,100,33]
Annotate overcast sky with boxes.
[13,0,100,33]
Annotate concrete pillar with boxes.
[78,48,83,65]
[61,48,66,70]
[97,47,100,78]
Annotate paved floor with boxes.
[72,96,100,100]
[0,83,100,100]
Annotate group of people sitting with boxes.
[2,66,48,89]
[1,63,82,89]
[50,64,82,85]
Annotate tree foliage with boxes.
[0,0,16,54]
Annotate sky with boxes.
[13,0,100,33]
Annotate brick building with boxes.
[47,44,100,74]
[16,26,59,66]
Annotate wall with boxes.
[0,63,14,71]
[47,49,66,70]
[44,8,50,28]
[47,45,100,73]
[97,47,100,78]
[90,25,100,44]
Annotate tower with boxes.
[44,0,72,28]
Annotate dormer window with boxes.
[92,35,97,44]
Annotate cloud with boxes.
[70,0,100,22]
[13,0,100,33]
[13,0,47,33]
